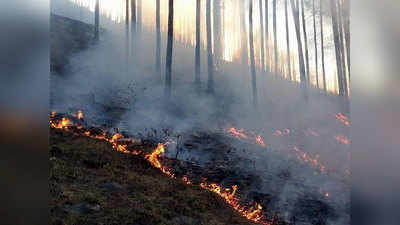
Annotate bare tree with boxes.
[290,0,306,83]
[301,0,310,83]
[313,0,319,88]
[206,0,214,93]
[165,0,174,98]
[125,0,130,75]
[137,0,142,34]
[94,0,99,41]
[320,0,327,93]
[249,0,258,108]
[259,0,265,72]
[213,0,222,67]
[337,0,348,96]
[285,0,292,80]
[156,0,161,81]
[265,0,270,71]
[195,0,201,89]
[329,0,345,96]
[342,0,350,80]
[131,0,136,32]
[240,0,248,66]
[273,0,278,74]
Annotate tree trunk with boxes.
[156,0,161,81]
[213,0,221,67]
[125,0,130,75]
[195,0,201,89]
[249,0,258,108]
[320,0,327,93]
[329,0,345,96]
[285,0,292,80]
[94,0,99,41]
[301,0,310,83]
[337,0,348,96]
[165,0,174,98]
[290,0,306,84]
[131,0,136,32]
[273,0,278,74]
[137,0,142,34]
[206,0,214,93]
[343,0,350,80]
[259,0,265,72]
[313,0,319,88]
[240,0,248,66]
[265,0,270,71]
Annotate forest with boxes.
[50,1,351,225]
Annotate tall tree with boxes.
[206,0,214,93]
[265,0,270,71]
[301,0,310,83]
[213,0,222,67]
[156,0,161,81]
[285,0,292,80]
[131,0,136,32]
[342,0,350,80]
[290,0,306,84]
[94,0,99,41]
[320,0,327,93]
[329,0,345,96]
[249,0,258,108]
[137,0,142,34]
[240,0,248,66]
[273,0,278,74]
[313,0,319,88]
[125,0,130,75]
[195,0,201,89]
[337,0,348,96]
[165,0,174,98]
[259,0,266,72]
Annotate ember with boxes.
[227,127,266,147]
[274,129,291,136]
[335,113,350,126]
[335,135,350,145]
[293,146,326,173]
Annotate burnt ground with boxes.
[50,128,283,225]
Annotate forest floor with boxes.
[50,128,269,225]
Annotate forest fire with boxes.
[335,135,350,145]
[335,113,350,126]
[274,129,291,136]
[200,182,271,224]
[50,111,275,225]
[293,146,326,173]
[227,127,266,147]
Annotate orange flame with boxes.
[335,135,350,145]
[335,113,350,126]
[274,129,290,136]
[293,146,326,173]
[228,127,249,139]
[77,110,84,120]
[227,127,266,147]
[200,182,270,224]
[50,117,71,129]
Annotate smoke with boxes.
[50,1,350,224]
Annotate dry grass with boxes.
[50,128,259,225]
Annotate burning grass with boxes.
[50,128,266,225]
[50,112,286,225]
